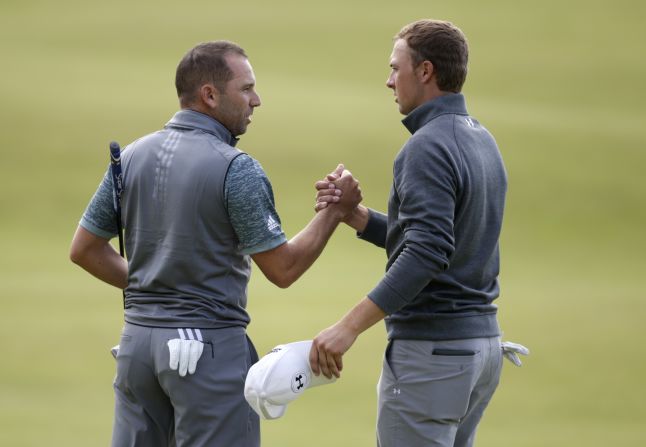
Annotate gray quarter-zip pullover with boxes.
[361,93,507,340]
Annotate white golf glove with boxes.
[501,341,530,367]
[167,329,205,377]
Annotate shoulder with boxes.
[398,119,453,162]
[227,153,266,180]
[396,117,464,178]
[225,154,273,199]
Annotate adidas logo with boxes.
[267,215,280,231]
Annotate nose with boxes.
[251,91,261,108]
[386,74,394,90]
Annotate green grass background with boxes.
[1,0,645,445]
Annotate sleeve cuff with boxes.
[240,233,287,255]
[357,208,387,248]
[367,279,410,316]
[80,217,116,239]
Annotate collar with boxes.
[165,109,239,146]
[402,93,468,135]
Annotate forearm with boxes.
[80,245,128,289]
[338,296,386,336]
[280,207,342,284]
[252,207,342,288]
[369,238,449,314]
[309,296,386,378]
[70,226,128,289]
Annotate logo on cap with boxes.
[291,371,309,393]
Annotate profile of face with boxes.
[386,39,425,115]
[213,54,262,137]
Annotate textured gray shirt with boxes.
[81,154,286,255]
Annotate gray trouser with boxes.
[111,323,260,447]
[377,337,502,447]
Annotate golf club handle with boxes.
[109,141,126,309]
[109,141,124,205]
[108,141,124,254]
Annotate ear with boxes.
[417,60,435,84]
[199,83,221,109]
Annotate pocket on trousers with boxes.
[382,340,399,381]
[422,351,480,420]
[378,340,400,402]
[431,349,476,356]
[246,335,259,366]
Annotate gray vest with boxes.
[120,110,251,328]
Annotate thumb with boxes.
[326,164,344,181]
[167,339,180,370]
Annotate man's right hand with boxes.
[314,164,344,212]
[314,164,361,215]
[314,164,368,231]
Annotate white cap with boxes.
[244,340,336,420]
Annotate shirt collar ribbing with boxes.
[402,93,468,135]
[165,109,239,147]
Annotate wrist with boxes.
[337,317,361,339]
[319,204,345,223]
[343,205,369,232]
[339,296,386,337]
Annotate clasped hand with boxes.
[313,164,362,219]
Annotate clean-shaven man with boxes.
[310,20,507,447]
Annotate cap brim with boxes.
[259,398,287,420]
[245,389,287,420]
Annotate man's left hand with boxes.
[309,322,358,379]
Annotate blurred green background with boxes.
[1,0,645,445]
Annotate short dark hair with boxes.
[175,41,247,105]
[396,20,468,93]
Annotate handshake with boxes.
[313,164,363,223]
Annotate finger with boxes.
[332,163,345,178]
[340,168,353,178]
[309,344,321,376]
[316,194,341,203]
[318,348,332,379]
[325,352,339,379]
[187,341,203,375]
[316,188,342,198]
[167,339,180,370]
[316,197,340,205]
[333,173,357,190]
[316,196,341,203]
[315,180,337,190]
[179,340,190,377]
[314,201,328,211]
[335,353,344,373]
